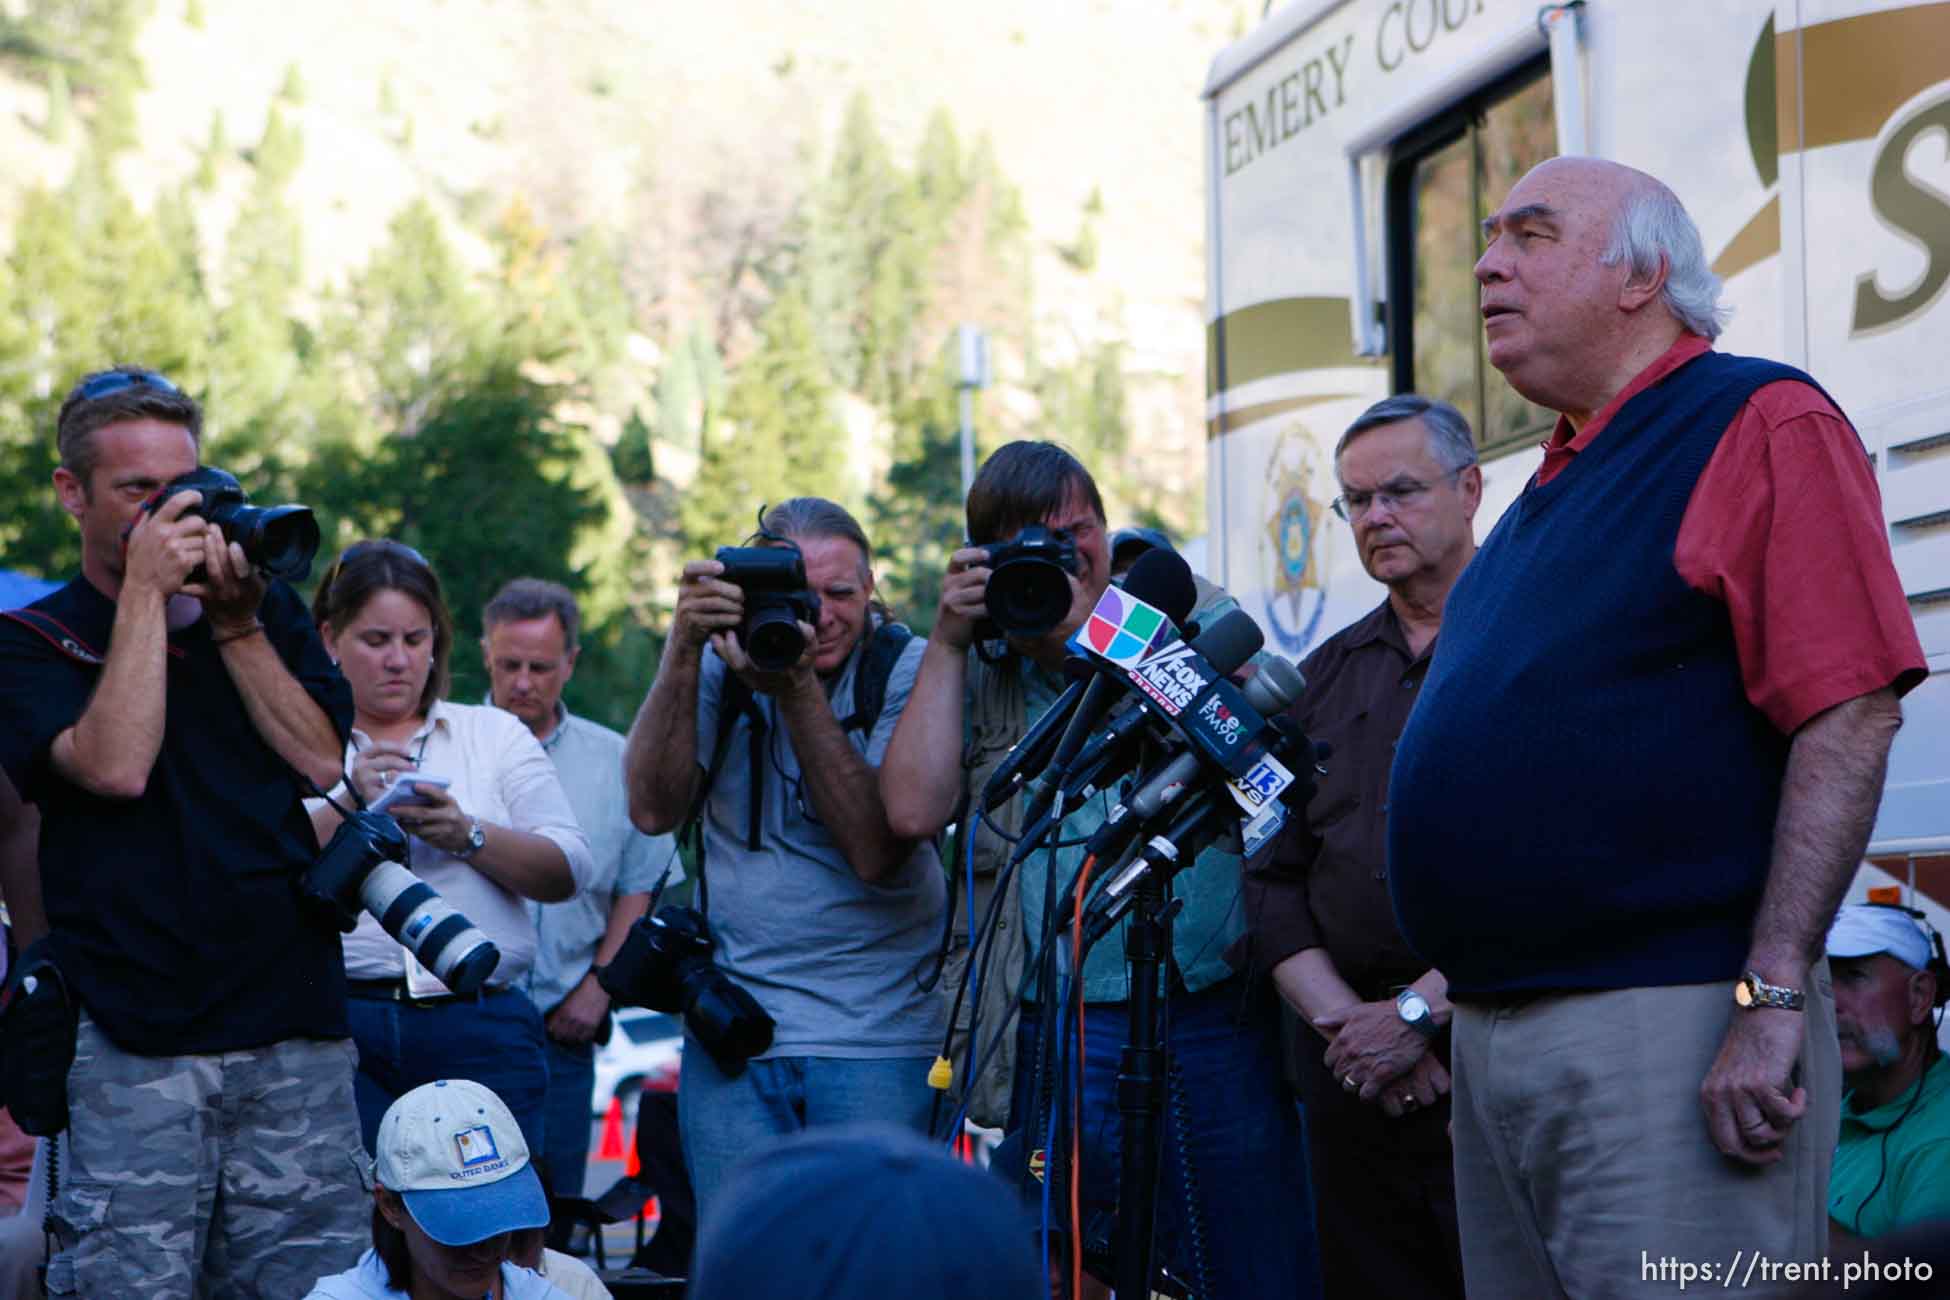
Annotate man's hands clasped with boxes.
[1318,998,1452,1120]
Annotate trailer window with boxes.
[1387,64,1556,456]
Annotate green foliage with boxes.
[300,369,609,709]
[183,0,203,29]
[611,406,655,484]
[44,65,69,141]
[800,92,933,406]
[681,285,847,553]
[15,0,149,88]
[652,323,722,456]
[249,104,304,191]
[332,199,489,436]
[1060,189,1103,272]
[0,156,210,576]
[871,352,967,632]
[0,69,1193,725]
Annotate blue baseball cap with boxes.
[375,1079,550,1246]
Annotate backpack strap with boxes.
[682,621,916,905]
[839,621,914,736]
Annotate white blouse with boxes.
[314,699,593,989]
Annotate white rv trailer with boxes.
[1202,0,1950,899]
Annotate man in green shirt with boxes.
[1827,902,1950,1245]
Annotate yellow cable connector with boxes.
[928,1055,954,1091]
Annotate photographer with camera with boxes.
[0,367,367,1296]
[622,498,946,1219]
[307,541,592,1163]
[881,441,1316,1299]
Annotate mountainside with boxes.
[1,0,1238,460]
[0,0,1251,727]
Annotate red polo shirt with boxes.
[1533,333,1926,733]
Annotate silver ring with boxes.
[382,770,398,787]
[1342,1074,1358,1092]
[1400,1094,1418,1110]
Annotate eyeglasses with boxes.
[1331,468,1468,522]
[76,369,181,401]
[321,539,431,597]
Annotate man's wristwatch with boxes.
[1733,971,1805,1011]
[1396,988,1438,1039]
[457,817,486,861]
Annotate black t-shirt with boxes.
[0,577,353,1055]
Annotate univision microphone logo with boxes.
[1074,586,1174,668]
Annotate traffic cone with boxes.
[598,1098,625,1161]
[642,1195,660,1224]
[623,1116,641,1177]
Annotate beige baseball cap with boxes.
[374,1079,549,1246]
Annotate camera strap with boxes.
[0,608,106,667]
[683,621,917,902]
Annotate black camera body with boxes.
[981,524,1079,638]
[302,807,502,995]
[599,906,776,1077]
[715,545,822,672]
[140,466,321,584]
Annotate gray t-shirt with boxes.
[695,628,947,1058]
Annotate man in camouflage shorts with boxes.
[0,370,367,1296]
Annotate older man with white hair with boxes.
[1387,156,1928,1297]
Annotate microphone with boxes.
[988,549,1196,817]
[1057,609,1268,781]
[1080,656,1306,864]
[979,656,1094,814]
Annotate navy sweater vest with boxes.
[1388,351,1836,997]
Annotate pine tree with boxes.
[682,285,848,553]
[44,66,69,141]
[872,351,967,631]
[330,199,490,437]
[250,104,304,191]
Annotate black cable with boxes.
[1163,988,1214,1300]
[1848,1055,1932,1236]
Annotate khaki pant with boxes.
[45,1014,369,1299]
[1450,970,1838,1299]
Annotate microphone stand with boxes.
[1079,795,1225,1300]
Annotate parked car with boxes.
[591,1007,683,1123]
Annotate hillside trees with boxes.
[0,47,1163,718]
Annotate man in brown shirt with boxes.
[1241,394,1480,1299]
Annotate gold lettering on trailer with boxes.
[1223,33,1358,176]
[1377,0,1486,74]
[1853,92,1950,335]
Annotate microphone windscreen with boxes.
[1120,548,1198,633]
[1244,656,1306,714]
[1189,609,1265,677]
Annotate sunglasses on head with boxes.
[322,540,431,595]
[77,369,181,401]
